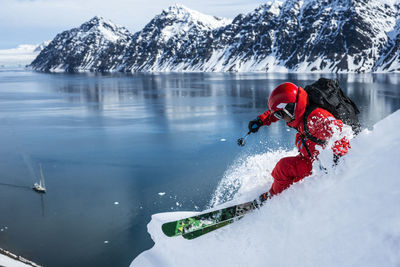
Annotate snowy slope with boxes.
[374,7,400,72]
[131,110,400,267]
[0,255,33,267]
[0,248,41,267]
[156,5,231,43]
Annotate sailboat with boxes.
[33,164,46,193]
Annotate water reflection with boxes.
[49,72,400,129]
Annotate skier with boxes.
[248,82,351,202]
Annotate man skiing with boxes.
[248,82,351,202]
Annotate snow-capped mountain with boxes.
[116,5,231,71]
[30,16,132,72]
[30,1,400,73]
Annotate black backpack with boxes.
[303,78,361,146]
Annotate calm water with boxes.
[0,71,399,267]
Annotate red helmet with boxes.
[268,82,299,113]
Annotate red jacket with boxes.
[258,87,349,159]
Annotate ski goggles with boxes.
[273,103,296,120]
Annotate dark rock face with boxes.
[30,1,400,73]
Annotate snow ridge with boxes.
[30,1,400,72]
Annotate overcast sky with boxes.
[0,0,268,49]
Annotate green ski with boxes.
[182,217,244,240]
[162,198,262,239]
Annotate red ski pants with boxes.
[269,155,313,196]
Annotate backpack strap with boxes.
[303,105,328,146]
[300,137,313,158]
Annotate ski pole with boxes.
[237,132,251,147]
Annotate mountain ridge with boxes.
[30,1,400,73]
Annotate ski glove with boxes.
[258,110,279,126]
[332,137,350,157]
[248,118,263,133]
[259,192,271,203]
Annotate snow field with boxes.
[131,110,400,267]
